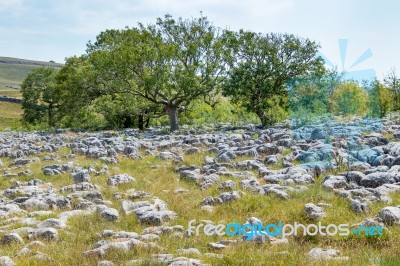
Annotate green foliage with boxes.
[57,106,106,130]
[330,82,370,117]
[55,56,122,130]
[378,83,395,117]
[86,14,231,131]
[384,68,400,110]
[21,67,59,126]
[222,30,325,126]
[94,94,162,129]
[368,80,394,117]
[179,96,259,125]
[23,15,392,132]
[288,70,342,126]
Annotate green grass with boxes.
[1,147,400,265]
[0,101,22,130]
[0,89,22,98]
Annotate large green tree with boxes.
[86,14,230,132]
[21,67,59,126]
[222,30,325,126]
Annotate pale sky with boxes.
[0,0,399,79]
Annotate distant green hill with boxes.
[0,57,63,91]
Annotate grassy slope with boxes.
[0,101,22,130]
[0,56,62,128]
[0,56,62,90]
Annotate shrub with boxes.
[330,82,370,116]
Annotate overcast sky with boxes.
[0,0,398,79]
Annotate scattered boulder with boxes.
[107,174,136,186]
[1,233,24,245]
[304,203,326,220]
[308,248,347,261]
[0,256,15,266]
[322,175,348,190]
[28,228,59,241]
[378,206,400,225]
[72,170,90,184]
[350,199,370,214]
[98,206,119,222]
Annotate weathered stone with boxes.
[308,248,344,260]
[28,228,59,241]
[378,206,400,225]
[99,207,119,222]
[304,203,326,220]
[0,256,15,266]
[1,233,24,245]
[322,175,348,190]
[72,170,90,184]
[107,174,136,186]
[350,199,370,214]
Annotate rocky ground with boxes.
[1,117,400,265]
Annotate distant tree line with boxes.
[20,14,400,132]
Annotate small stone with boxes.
[350,199,370,214]
[28,228,59,241]
[304,203,326,220]
[204,253,224,259]
[177,248,201,256]
[107,174,136,186]
[378,206,400,225]
[137,234,160,242]
[270,237,289,246]
[1,233,24,245]
[219,191,241,203]
[208,242,227,250]
[9,157,30,167]
[322,175,348,190]
[31,251,51,261]
[218,180,235,190]
[16,247,31,256]
[0,256,15,266]
[98,206,119,222]
[174,188,189,194]
[308,248,346,261]
[200,196,222,206]
[72,170,90,184]
[98,261,114,266]
[200,205,214,213]
[204,156,215,165]
[37,218,66,229]
[186,147,200,154]
[25,241,46,248]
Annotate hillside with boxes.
[0,56,62,92]
[0,56,62,129]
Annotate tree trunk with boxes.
[166,105,179,132]
[48,104,53,127]
[138,114,144,130]
[123,115,133,128]
[255,109,272,127]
